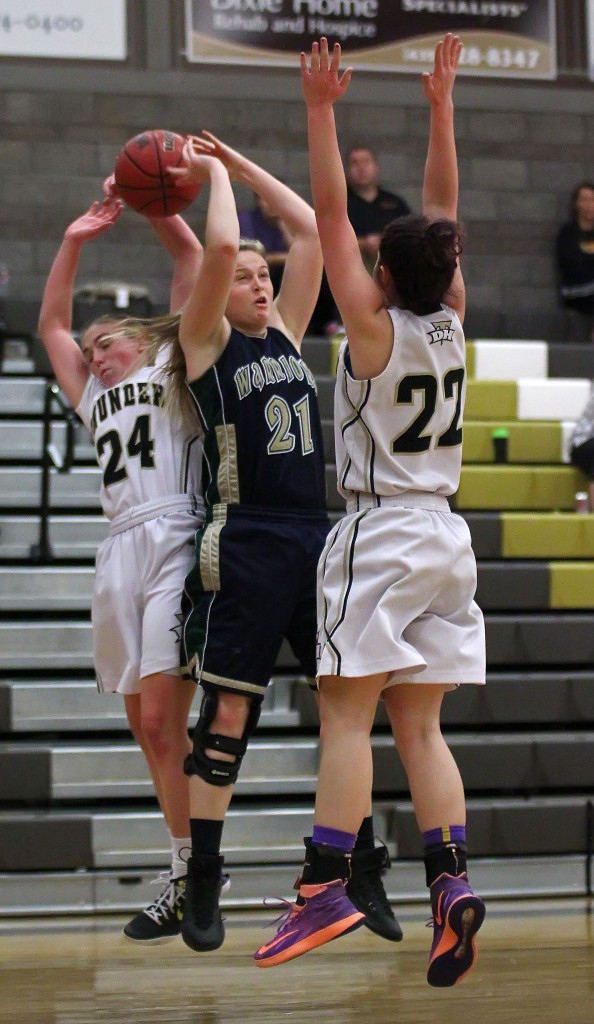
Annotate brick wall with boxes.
[1,5,593,339]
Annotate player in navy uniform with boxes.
[134,131,402,952]
[255,36,486,987]
[38,198,206,943]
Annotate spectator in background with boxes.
[308,144,413,338]
[345,144,411,273]
[238,191,291,295]
[556,182,594,342]
[569,382,594,510]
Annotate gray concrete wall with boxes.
[2,0,594,338]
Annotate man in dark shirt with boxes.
[309,145,411,336]
[346,145,411,272]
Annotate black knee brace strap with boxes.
[184,687,262,787]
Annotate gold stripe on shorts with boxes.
[199,505,227,591]
[200,670,268,698]
[215,423,240,504]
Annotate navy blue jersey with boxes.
[187,326,327,513]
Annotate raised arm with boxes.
[103,173,203,314]
[37,197,123,407]
[301,39,391,374]
[422,33,465,320]
[174,140,239,380]
[147,215,203,314]
[195,131,322,347]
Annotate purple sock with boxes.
[312,825,357,853]
[423,825,466,848]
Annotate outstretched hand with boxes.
[190,131,244,180]
[167,136,225,187]
[64,196,123,242]
[300,38,352,108]
[422,32,462,106]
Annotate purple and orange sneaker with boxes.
[254,879,364,968]
[427,872,485,987]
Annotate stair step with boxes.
[0,515,108,560]
[0,420,94,462]
[6,560,593,612]
[2,732,593,802]
[0,621,305,671]
[0,797,589,870]
[456,464,586,511]
[295,670,594,727]
[0,566,94,609]
[464,377,591,421]
[2,615,594,670]
[0,676,301,732]
[0,465,339,512]
[0,377,46,416]
[462,420,571,464]
[0,854,588,916]
[0,737,320,800]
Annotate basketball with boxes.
[114,129,201,217]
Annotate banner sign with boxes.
[0,0,127,60]
[185,0,556,80]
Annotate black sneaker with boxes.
[181,853,225,952]
[347,843,404,942]
[123,873,186,944]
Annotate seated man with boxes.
[309,145,412,337]
[346,144,411,272]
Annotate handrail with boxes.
[30,382,79,563]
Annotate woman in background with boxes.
[556,181,594,342]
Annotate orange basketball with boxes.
[114,129,201,217]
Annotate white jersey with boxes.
[335,305,465,501]
[77,358,203,519]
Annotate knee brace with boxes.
[184,687,262,787]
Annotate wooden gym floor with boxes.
[0,899,592,1024]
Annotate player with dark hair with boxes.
[131,131,403,953]
[254,34,486,988]
[38,199,207,944]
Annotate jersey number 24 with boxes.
[96,414,156,487]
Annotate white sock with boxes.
[170,834,191,879]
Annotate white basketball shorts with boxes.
[93,497,202,695]
[317,498,485,687]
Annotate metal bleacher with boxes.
[0,334,594,918]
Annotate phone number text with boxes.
[405,45,542,70]
[0,14,83,33]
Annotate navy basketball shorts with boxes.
[181,505,330,698]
